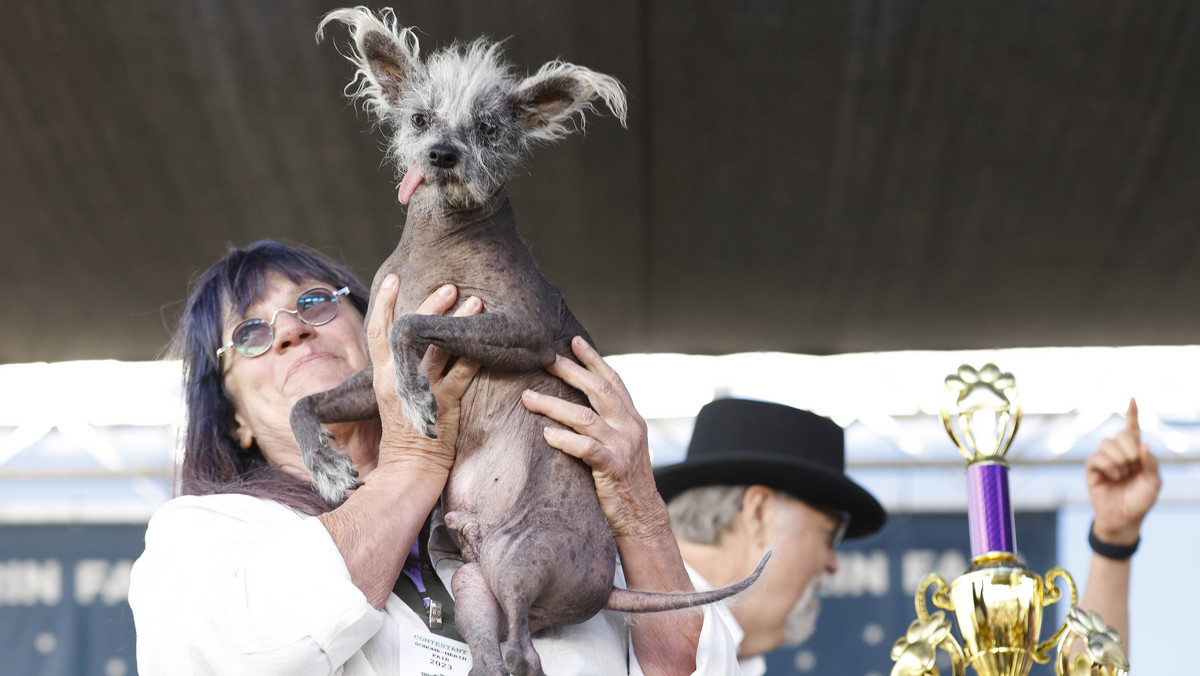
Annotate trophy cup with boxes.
[889,364,1130,676]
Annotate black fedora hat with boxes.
[655,398,886,539]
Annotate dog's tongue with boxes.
[397,163,424,205]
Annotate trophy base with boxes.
[965,648,1035,676]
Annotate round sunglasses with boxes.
[216,286,350,358]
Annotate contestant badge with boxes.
[400,629,471,676]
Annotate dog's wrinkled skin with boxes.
[292,8,763,675]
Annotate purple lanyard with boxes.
[400,540,431,609]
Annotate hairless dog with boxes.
[292,8,765,674]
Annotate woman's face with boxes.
[220,270,368,466]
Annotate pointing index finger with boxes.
[1126,397,1140,436]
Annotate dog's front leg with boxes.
[290,365,378,503]
[389,312,560,437]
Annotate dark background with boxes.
[3,0,1199,364]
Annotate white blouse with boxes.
[129,494,743,675]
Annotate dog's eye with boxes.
[478,121,497,138]
[411,113,429,129]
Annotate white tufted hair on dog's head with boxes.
[318,6,627,213]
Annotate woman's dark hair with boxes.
[168,239,371,515]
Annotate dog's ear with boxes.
[358,28,420,105]
[512,63,627,144]
[319,8,422,112]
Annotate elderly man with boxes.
[654,398,886,676]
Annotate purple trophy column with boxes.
[966,462,1015,557]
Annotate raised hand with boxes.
[1086,398,1162,545]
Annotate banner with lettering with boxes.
[764,511,1057,675]
[1,514,1055,675]
[0,524,144,676]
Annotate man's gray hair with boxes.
[666,485,750,545]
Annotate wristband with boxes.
[1088,520,1139,560]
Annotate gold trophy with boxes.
[889,364,1130,676]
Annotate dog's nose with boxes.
[428,145,459,169]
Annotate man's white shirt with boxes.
[684,562,767,676]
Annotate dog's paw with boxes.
[503,642,540,676]
[396,372,440,438]
[307,433,363,503]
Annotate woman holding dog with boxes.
[128,239,740,675]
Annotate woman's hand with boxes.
[520,336,670,544]
[370,275,482,472]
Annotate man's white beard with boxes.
[781,580,821,647]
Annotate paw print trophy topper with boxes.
[889,364,1130,676]
[940,364,1021,560]
[942,363,1021,463]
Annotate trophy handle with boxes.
[1053,606,1131,676]
[890,609,968,676]
[916,573,954,619]
[938,632,968,676]
[888,574,966,676]
[1033,567,1078,663]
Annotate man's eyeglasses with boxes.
[216,287,350,358]
[828,510,851,550]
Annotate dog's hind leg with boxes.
[289,365,378,503]
[451,562,507,676]
[497,584,541,676]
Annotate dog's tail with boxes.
[603,550,770,613]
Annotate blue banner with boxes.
[1,524,145,676]
[1,514,1059,675]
